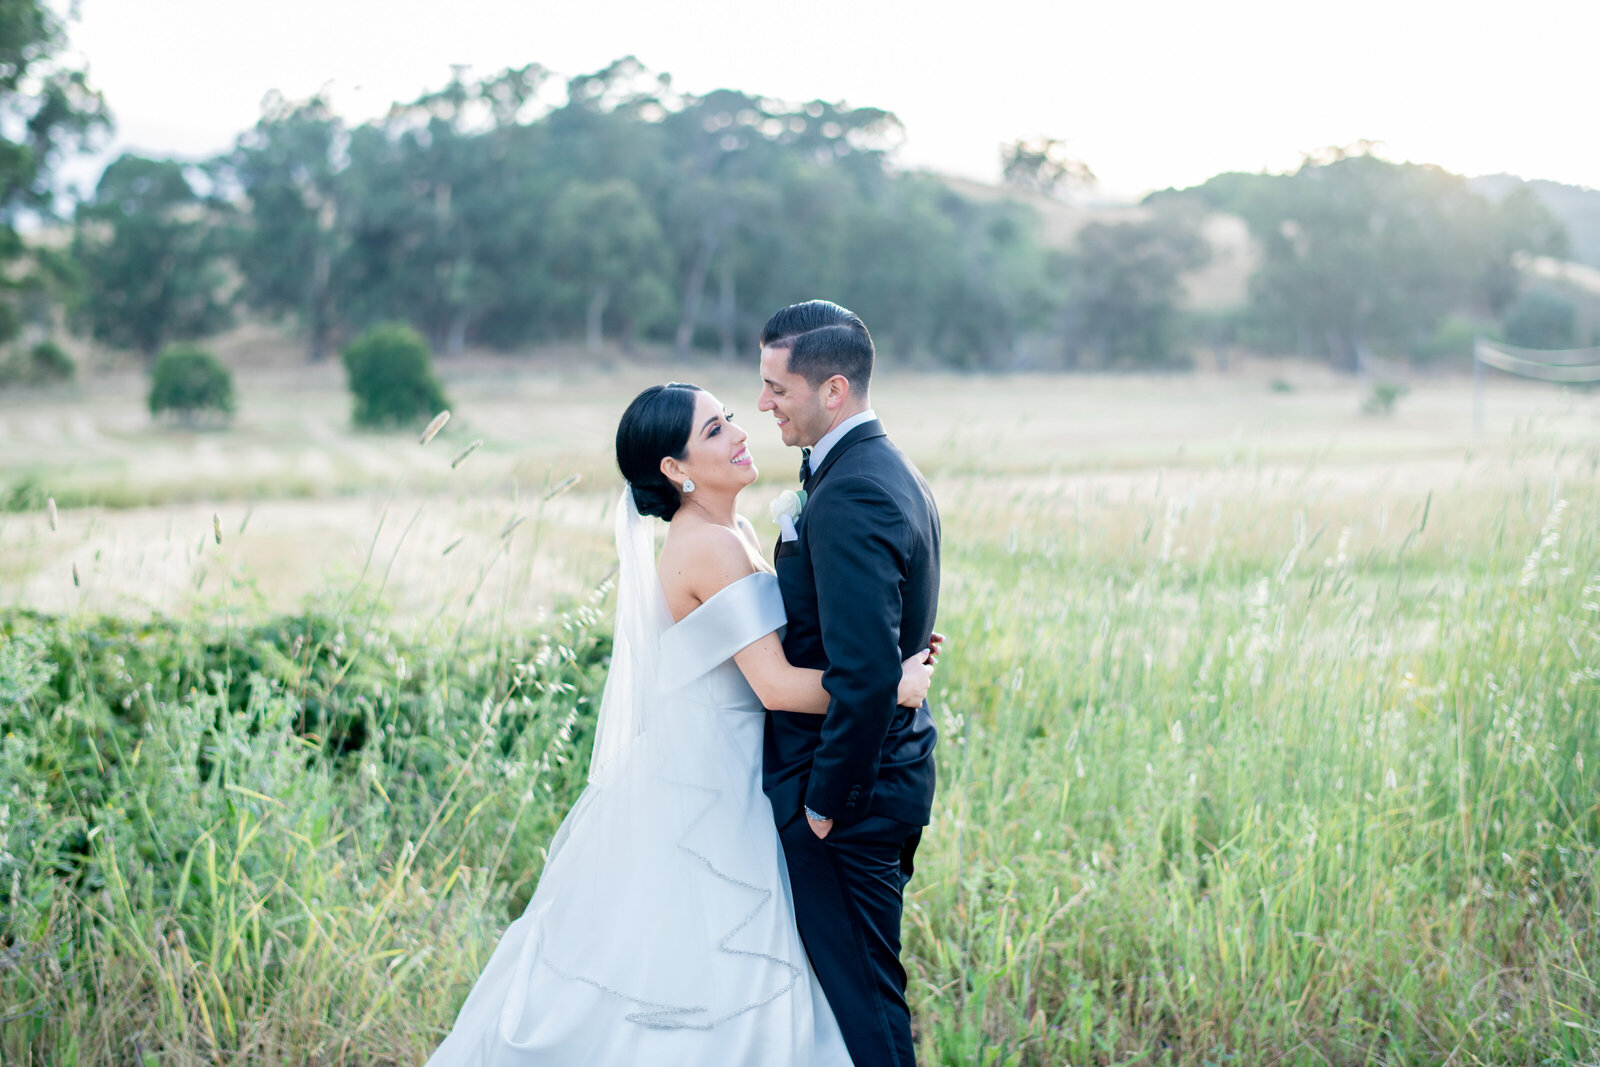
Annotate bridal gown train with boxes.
[428,571,853,1066]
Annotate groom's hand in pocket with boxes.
[809,817,834,840]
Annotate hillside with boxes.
[1472,173,1600,267]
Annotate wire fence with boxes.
[1473,337,1600,432]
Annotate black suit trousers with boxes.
[779,811,923,1067]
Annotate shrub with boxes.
[341,323,450,430]
[25,340,75,385]
[1503,290,1577,350]
[1410,315,1486,365]
[148,344,235,424]
[1361,381,1410,416]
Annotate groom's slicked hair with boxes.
[760,300,873,392]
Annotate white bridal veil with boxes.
[588,488,671,784]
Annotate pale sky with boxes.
[64,0,1598,201]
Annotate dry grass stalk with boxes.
[543,474,582,502]
[420,411,451,446]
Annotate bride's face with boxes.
[666,390,758,497]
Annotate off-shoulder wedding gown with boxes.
[428,568,852,1066]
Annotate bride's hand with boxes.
[898,648,936,707]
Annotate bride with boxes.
[427,382,937,1065]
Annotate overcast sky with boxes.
[64,0,1597,201]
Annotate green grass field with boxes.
[2,365,1597,1064]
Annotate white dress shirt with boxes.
[807,408,878,475]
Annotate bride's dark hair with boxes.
[615,382,703,520]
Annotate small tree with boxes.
[148,344,235,425]
[1503,290,1577,350]
[341,323,449,430]
[25,340,74,384]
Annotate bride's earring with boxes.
[681,479,695,494]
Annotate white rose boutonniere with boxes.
[769,488,807,542]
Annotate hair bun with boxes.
[630,480,681,521]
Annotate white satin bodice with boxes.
[658,572,786,707]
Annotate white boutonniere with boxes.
[769,488,807,542]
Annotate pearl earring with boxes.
[682,479,695,493]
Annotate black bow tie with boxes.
[798,447,812,484]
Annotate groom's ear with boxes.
[822,374,851,410]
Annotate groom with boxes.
[758,300,940,1067]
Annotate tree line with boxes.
[0,3,1586,380]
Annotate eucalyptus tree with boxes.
[217,94,347,361]
[72,154,233,358]
[1164,150,1569,369]
[0,0,110,347]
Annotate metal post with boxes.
[1472,336,1484,437]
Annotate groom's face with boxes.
[758,346,830,449]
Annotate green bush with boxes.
[341,323,450,430]
[148,344,236,424]
[1409,314,1486,365]
[1503,290,1577,349]
[1361,380,1410,416]
[25,339,75,385]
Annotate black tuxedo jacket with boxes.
[764,419,940,829]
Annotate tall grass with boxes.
[2,450,1597,1064]
[913,470,1599,1064]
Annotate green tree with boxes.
[1001,137,1095,197]
[1503,289,1577,349]
[148,344,235,423]
[655,85,902,358]
[1165,150,1569,370]
[338,65,551,355]
[72,154,233,358]
[218,94,346,361]
[544,178,672,351]
[0,0,110,345]
[342,323,449,430]
[1055,214,1210,368]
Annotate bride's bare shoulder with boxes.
[659,518,759,619]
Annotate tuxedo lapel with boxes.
[804,419,886,494]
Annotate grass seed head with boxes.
[420,410,451,446]
[213,514,222,545]
[544,473,582,502]
[451,439,484,469]
[71,562,79,587]
[47,497,58,531]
